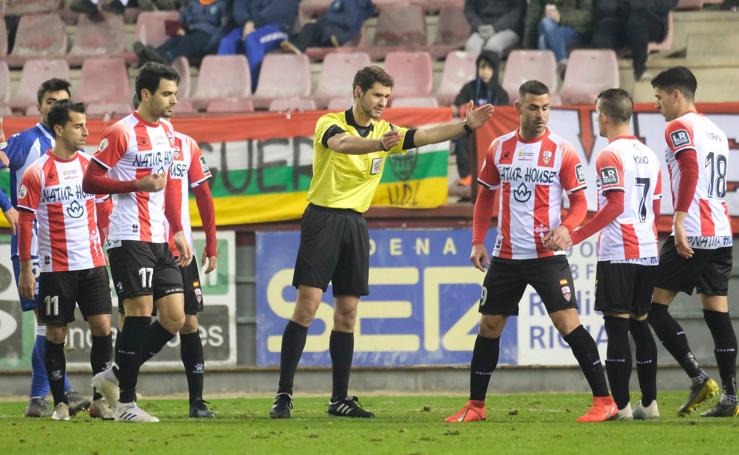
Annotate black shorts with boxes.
[595,262,658,316]
[655,237,732,296]
[107,240,184,301]
[292,204,369,296]
[181,260,204,315]
[38,266,112,324]
[479,255,578,316]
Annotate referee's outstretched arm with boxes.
[414,102,494,146]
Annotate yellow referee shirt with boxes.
[307,108,412,213]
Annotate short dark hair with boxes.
[597,88,633,123]
[353,66,394,93]
[650,66,697,100]
[135,62,180,99]
[519,80,549,98]
[47,100,86,131]
[36,78,71,105]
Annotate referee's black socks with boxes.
[703,309,738,402]
[44,340,67,406]
[604,317,632,409]
[277,320,308,395]
[629,318,658,406]
[469,335,500,402]
[117,316,150,403]
[649,303,708,382]
[563,325,610,397]
[330,331,354,401]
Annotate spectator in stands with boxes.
[592,0,677,81]
[463,0,526,58]
[71,0,128,16]
[524,1,593,77]
[133,0,228,65]
[452,51,509,188]
[217,0,300,91]
[281,0,375,54]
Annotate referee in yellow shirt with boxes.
[269,66,494,419]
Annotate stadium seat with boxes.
[686,33,739,58]
[371,0,405,11]
[436,51,477,106]
[305,24,368,61]
[0,61,9,105]
[67,13,127,66]
[418,0,465,11]
[4,0,62,15]
[86,103,132,117]
[9,59,70,110]
[8,13,67,67]
[558,50,619,105]
[384,51,434,98]
[0,105,12,116]
[648,12,674,53]
[174,100,197,115]
[206,98,256,113]
[0,18,7,58]
[368,5,427,59]
[502,50,558,102]
[677,0,704,9]
[391,97,439,108]
[252,54,311,108]
[327,98,353,111]
[299,0,332,18]
[77,58,131,106]
[136,11,181,48]
[311,52,371,107]
[268,98,318,113]
[172,57,191,99]
[191,55,251,109]
[429,5,470,58]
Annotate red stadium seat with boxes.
[77,58,131,105]
[174,100,197,115]
[305,24,368,61]
[206,98,256,113]
[502,50,558,102]
[371,0,405,11]
[9,59,70,110]
[0,61,9,104]
[417,0,464,11]
[192,55,251,109]
[384,51,434,97]
[391,97,439,108]
[8,13,67,66]
[429,5,470,58]
[436,51,477,106]
[86,103,132,117]
[253,54,311,108]
[172,57,191,99]
[136,11,181,48]
[0,105,12,116]
[327,97,353,111]
[299,0,332,18]
[558,50,619,104]
[268,98,318,113]
[4,0,62,15]
[67,13,127,66]
[372,5,427,51]
[312,52,371,107]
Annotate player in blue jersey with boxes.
[0,80,89,418]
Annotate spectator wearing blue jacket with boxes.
[134,0,228,65]
[284,0,375,53]
[218,0,300,91]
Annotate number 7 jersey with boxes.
[664,112,732,247]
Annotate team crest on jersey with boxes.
[600,167,619,186]
[97,138,109,152]
[561,285,572,302]
[542,150,553,165]
[575,163,585,184]
[669,130,690,148]
[18,184,27,199]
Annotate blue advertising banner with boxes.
[256,228,605,367]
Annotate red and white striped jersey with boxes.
[166,132,212,253]
[595,137,662,263]
[664,112,732,248]
[478,129,587,260]
[92,112,176,243]
[17,151,106,272]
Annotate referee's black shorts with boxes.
[292,204,369,296]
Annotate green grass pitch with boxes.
[0,392,737,454]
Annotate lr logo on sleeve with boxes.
[670,130,690,148]
[600,167,619,186]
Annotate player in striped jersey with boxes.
[547,89,663,420]
[17,101,114,421]
[445,81,617,423]
[648,67,736,417]
[0,80,88,417]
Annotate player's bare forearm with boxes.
[672,210,687,228]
